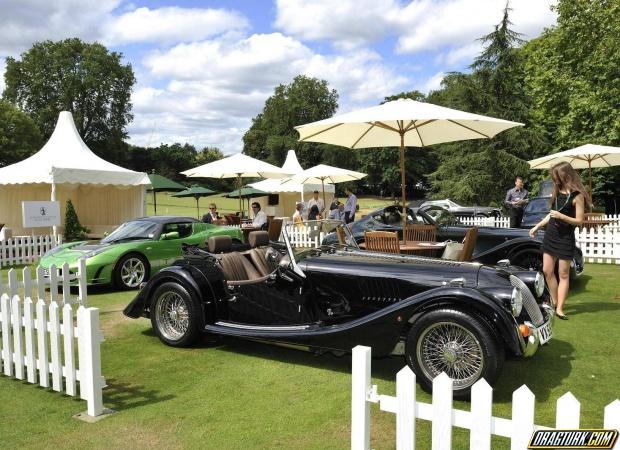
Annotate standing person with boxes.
[307,190,324,214]
[344,186,357,224]
[251,202,268,229]
[292,202,304,223]
[505,176,529,228]
[202,203,220,224]
[529,162,588,320]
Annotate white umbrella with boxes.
[280,164,367,210]
[528,144,620,209]
[295,98,522,238]
[182,153,292,217]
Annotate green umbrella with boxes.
[172,185,216,219]
[147,173,186,214]
[225,187,269,218]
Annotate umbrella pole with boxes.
[400,133,406,244]
[196,196,200,219]
[153,190,157,215]
[321,178,326,216]
[589,161,593,212]
[237,174,243,218]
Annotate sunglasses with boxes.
[209,207,216,209]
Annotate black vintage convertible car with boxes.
[323,204,584,277]
[125,220,554,399]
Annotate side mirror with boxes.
[161,231,180,240]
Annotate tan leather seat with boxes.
[248,231,272,277]
[208,234,262,282]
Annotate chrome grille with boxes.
[510,275,544,326]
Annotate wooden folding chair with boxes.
[404,224,437,242]
[364,231,400,254]
[458,227,478,262]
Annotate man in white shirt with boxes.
[307,190,324,214]
[329,202,345,221]
[344,187,357,223]
[251,202,268,229]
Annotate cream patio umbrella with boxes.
[280,164,367,211]
[295,98,523,239]
[528,144,620,211]
[181,153,292,218]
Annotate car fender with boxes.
[474,237,542,263]
[123,265,214,326]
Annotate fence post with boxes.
[77,306,104,417]
[556,392,580,428]
[1,294,13,376]
[470,378,493,450]
[432,373,453,450]
[36,298,49,388]
[11,295,24,380]
[78,258,87,306]
[351,345,371,450]
[62,303,77,396]
[511,385,535,450]
[396,366,416,450]
[23,297,37,384]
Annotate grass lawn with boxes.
[1,264,619,449]
[146,193,394,218]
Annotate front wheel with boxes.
[405,309,504,400]
[150,282,202,347]
[511,249,543,271]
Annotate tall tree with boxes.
[243,75,339,168]
[3,38,135,164]
[522,0,620,208]
[0,100,42,167]
[426,5,543,206]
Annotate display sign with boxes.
[22,201,61,228]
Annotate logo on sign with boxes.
[40,207,47,216]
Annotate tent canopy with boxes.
[0,111,149,186]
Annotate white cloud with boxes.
[434,42,482,67]
[101,7,249,46]
[421,71,445,93]
[130,33,412,152]
[275,0,557,54]
[0,0,121,55]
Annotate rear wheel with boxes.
[151,282,202,347]
[405,309,504,400]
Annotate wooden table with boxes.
[358,240,446,256]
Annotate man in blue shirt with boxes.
[505,176,529,228]
[344,187,357,224]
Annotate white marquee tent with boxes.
[0,111,149,236]
[249,150,335,217]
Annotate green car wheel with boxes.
[114,253,149,289]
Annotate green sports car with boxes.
[40,216,243,289]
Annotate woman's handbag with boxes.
[441,241,464,260]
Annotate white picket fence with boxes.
[0,261,103,417]
[351,346,620,450]
[0,234,63,268]
[0,260,87,306]
[288,222,327,248]
[458,216,511,228]
[575,226,620,264]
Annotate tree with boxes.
[425,5,544,205]
[243,75,339,168]
[0,100,42,167]
[64,199,89,241]
[522,0,620,208]
[3,38,135,164]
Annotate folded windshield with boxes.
[102,221,159,243]
[284,219,358,259]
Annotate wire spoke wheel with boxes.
[155,290,190,341]
[416,321,484,389]
[120,257,146,288]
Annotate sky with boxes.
[0,0,558,155]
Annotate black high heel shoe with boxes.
[556,312,568,320]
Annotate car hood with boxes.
[300,251,484,288]
[43,241,114,261]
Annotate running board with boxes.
[209,321,312,332]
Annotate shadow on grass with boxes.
[568,274,592,295]
[103,378,174,411]
[566,301,620,316]
[493,338,575,403]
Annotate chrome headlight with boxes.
[84,248,107,258]
[534,272,545,298]
[511,287,523,316]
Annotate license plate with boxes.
[538,320,553,345]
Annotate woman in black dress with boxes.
[529,162,589,320]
